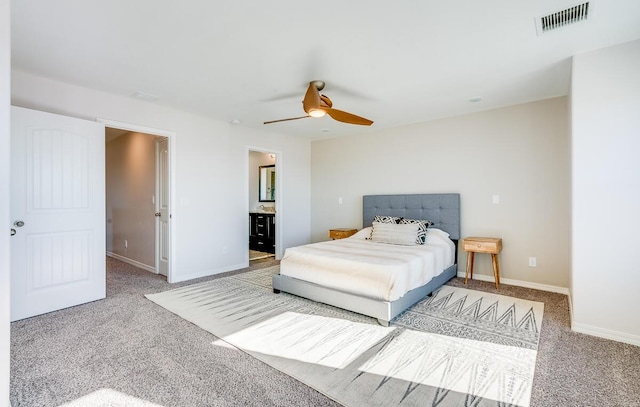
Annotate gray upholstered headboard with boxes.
[363,194,460,240]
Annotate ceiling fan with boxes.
[264,81,373,126]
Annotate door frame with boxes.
[247,146,282,260]
[98,118,176,282]
[155,137,169,277]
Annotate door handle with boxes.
[10,229,16,236]
[155,213,161,217]
[14,220,25,227]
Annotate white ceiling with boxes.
[11,1,640,139]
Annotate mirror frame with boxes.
[258,165,276,202]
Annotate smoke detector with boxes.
[535,2,591,36]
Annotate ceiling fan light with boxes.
[308,109,326,118]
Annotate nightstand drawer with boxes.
[463,237,502,254]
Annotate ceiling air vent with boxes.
[536,2,591,35]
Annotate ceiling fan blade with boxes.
[263,115,310,125]
[320,94,333,108]
[303,82,321,114]
[325,108,373,126]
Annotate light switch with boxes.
[338,197,343,205]
[492,194,500,204]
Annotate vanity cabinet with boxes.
[249,213,275,254]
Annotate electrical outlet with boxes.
[528,257,536,267]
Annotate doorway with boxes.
[101,119,174,282]
[248,150,277,261]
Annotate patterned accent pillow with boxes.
[399,218,433,244]
[370,222,419,246]
[373,215,402,224]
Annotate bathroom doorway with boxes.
[248,150,276,261]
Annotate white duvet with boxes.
[280,227,455,302]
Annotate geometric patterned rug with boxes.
[146,266,544,407]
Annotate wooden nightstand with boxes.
[329,228,357,240]
[463,237,503,289]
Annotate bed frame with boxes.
[272,193,461,326]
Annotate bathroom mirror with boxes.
[259,165,276,202]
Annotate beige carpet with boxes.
[146,266,544,407]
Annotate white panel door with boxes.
[156,137,169,277]
[10,106,105,321]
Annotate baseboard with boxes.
[571,321,640,347]
[567,289,574,326]
[107,252,156,274]
[171,261,248,284]
[456,271,570,295]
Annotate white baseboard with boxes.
[571,321,640,347]
[567,289,574,326]
[456,271,570,295]
[171,261,249,284]
[107,252,156,274]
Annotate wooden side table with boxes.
[329,228,357,240]
[463,237,503,288]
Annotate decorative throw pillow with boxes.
[368,215,402,240]
[399,218,433,244]
[370,222,419,246]
[372,215,402,224]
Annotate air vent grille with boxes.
[538,2,590,34]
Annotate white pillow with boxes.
[370,222,419,246]
[427,228,450,239]
[350,227,372,239]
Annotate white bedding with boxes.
[280,228,455,302]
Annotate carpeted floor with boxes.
[10,258,640,407]
[146,268,544,406]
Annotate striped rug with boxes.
[146,266,544,407]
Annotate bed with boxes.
[272,193,460,326]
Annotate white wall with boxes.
[106,132,157,268]
[248,151,276,212]
[0,0,10,401]
[311,97,571,290]
[571,39,640,345]
[11,70,311,282]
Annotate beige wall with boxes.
[311,97,570,289]
[106,131,157,269]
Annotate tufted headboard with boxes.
[363,193,460,240]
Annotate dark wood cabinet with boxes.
[249,213,275,254]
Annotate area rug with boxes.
[146,266,544,407]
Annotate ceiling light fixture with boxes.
[469,97,483,103]
[230,119,241,125]
[308,109,326,118]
